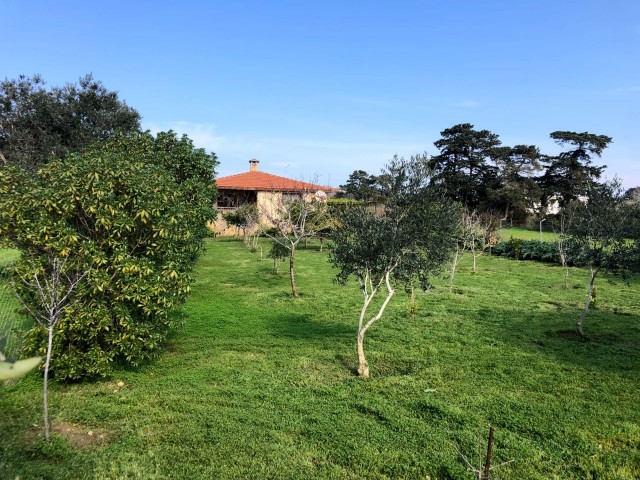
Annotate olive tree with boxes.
[260,193,329,297]
[330,155,461,377]
[567,180,640,336]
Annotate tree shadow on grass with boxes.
[488,306,640,379]
[264,313,353,344]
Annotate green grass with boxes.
[500,226,557,242]
[0,248,26,358]
[1,239,639,479]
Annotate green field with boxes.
[499,226,557,242]
[1,239,639,479]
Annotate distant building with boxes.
[213,159,335,235]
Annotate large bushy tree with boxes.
[429,123,501,210]
[539,131,611,210]
[0,74,140,171]
[488,144,542,220]
[330,154,461,377]
[0,132,217,380]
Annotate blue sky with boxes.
[3,0,639,188]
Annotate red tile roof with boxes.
[217,171,334,192]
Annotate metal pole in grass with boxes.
[539,218,546,241]
[499,218,507,241]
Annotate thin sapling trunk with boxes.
[578,266,600,336]
[357,270,395,377]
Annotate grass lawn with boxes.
[1,239,639,479]
[500,226,557,242]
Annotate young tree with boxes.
[330,155,461,377]
[260,193,329,297]
[14,255,85,440]
[567,180,640,336]
[223,203,259,248]
[0,74,140,171]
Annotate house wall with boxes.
[210,189,319,237]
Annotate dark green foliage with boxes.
[567,181,639,273]
[539,131,611,209]
[222,203,257,231]
[332,155,461,291]
[0,132,217,380]
[339,170,386,201]
[0,74,141,171]
[429,123,501,210]
[268,238,289,272]
[492,238,559,263]
[487,144,542,220]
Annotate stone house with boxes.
[213,159,335,235]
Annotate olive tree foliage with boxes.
[0,74,140,171]
[223,203,259,248]
[260,193,330,297]
[330,155,461,377]
[567,180,640,336]
[0,131,218,380]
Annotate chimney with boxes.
[249,159,259,172]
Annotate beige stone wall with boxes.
[210,190,320,236]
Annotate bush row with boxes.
[491,238,561,264]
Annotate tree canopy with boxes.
[330,154,461,376]
[0,74,140,171]
[0,131,217,380]
[539,131,611,209]
[429,123,502,210]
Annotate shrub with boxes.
[0,132,217,380]
[491,238,560,264]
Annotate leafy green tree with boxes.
[567,180,640,336]
[330,154,461,377]
[429,123,501,210]
[0,74,140,171]
[340,170,384,201]
[0,132,217,380]
[488,144,542,220]
[539,131,611,210]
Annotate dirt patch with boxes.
[26,422,113,449]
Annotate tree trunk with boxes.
[577,267,599,337]
[357,329,369,377]
[43,325,54,441]
[472,246,477,273]
[449,249,462,293]
[356,271,395,378]
[289,246,297,297]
